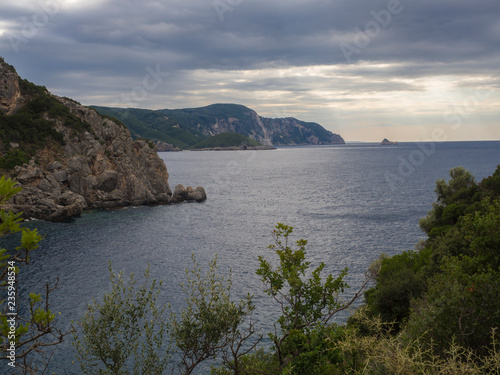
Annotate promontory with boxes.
[0,57,205,221]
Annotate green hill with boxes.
[90,107,206,149]
[91,104,345,149]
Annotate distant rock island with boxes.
[381,138,398,145]
[92,104,345,150]
[0,57,205,221]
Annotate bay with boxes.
[9,141,500,373]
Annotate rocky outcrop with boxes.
[0,58,23,115]
[260,117,345,146]
[154,140,181,152]
[381,138,398,145]
[0,59,206,221]
[172,184,207,203]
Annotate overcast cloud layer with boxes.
[1,0,499,141]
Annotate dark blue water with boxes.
[6,141,500,373]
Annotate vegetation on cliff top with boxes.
[191,132,262,149]
[0,76,92,171]
[91,104,344,149]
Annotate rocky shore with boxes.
[0,59,206,221]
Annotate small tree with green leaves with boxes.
[73,263,171,375]
[256,223,371,372]
[0,176,70,374]
[169,254,259,375]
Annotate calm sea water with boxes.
[7,141,500,373]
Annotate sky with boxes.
[0,0,499,142]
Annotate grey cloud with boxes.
[3,0,499,72]
[0,0,498,130]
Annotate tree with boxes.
[256,223,371,372]
[364,167,498,331]
[363,248,432,330]
[169,254,259,375]
[403,198,500,356]
[419,166,479,238]
[0,176,70,374]
[73,264,171,375]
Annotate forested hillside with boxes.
[92,104,345,149]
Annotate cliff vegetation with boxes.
[92,104,345,149]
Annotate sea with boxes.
[5,141,500,373]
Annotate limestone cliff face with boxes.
[260,117,345,146]
[0,59,23,115]
[6,99,175,221]
[205,111,274,146]
[199,108,344,146]
[0,59,206,221]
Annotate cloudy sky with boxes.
[1,0,499,142]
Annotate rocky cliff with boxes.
[0,59,24,115]
[92,104,345,149]
[0,58,205,221]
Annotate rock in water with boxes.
[381,138,398,145]
[172,184,207,203]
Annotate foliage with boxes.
[403,197,500,356]
[73,263,171,375]
[460,197,500,268]
[404,258,500,357]
[91,106,206,149]
[479,165,500,198]
[169,254,259,375]
[17,78,47,97]
[0,57,17,73]
[419,166,479,238]
[363,248,432,331]
[191,132,262,149]
[0,77,92,170]
[331,310,500,375]
[0,176,70,374]
[256,223,370,372]
[211,348,280,375]
[363,166,500,332]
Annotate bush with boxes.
[363,248,431,330]
[73,264,171,375]
[256,223,370,372]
